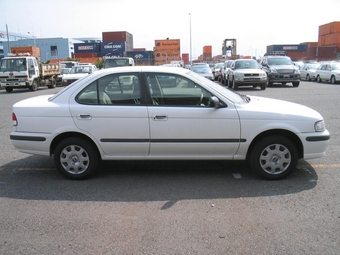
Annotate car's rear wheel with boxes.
[331,76,336,84]
[54,138,99,180]
[306,74,310,81]
[250,135,298,180]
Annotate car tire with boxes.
[306,74,310,81]
[54,137,99,180]
[317,75,322,83]
[232,79,238,90]
[250,135,298,180]
[292,81,300,87]
[5,87,13,93]
[330,76,336,84]
[29,80,38,91]
[260,82,267,90]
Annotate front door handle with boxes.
[152,115,168,120]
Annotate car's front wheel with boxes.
[317,75,322,83]
[330,75,337,84]
[250,135,298,180]
[292,81,300,87]
[232,78,238,90]
[54,137,99,180]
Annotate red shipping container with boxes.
[203,46,212,54]
[73,52,98,58]
[102,31,133,44]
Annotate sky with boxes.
[1,0,340,59]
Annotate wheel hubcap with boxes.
[260,144,291,175]
[60,145,89,175]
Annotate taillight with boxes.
[12,113,18,126]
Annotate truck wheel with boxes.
[5,87,13,93]
[54,137,99,180]
[48,78,57,88]
[292,81,300,87]
[250,135,298,180]
[29,80,38,91]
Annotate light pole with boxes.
[27,32,36,48]
[189,13,192,66]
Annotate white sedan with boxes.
[10,66,330,180]
[62,64,98,86]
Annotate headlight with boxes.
[235,72,244,77]
[270,68,278,73]
[315,120,325,132]
[259,72,266,77]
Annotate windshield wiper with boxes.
[237,92,251,103]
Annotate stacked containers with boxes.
[317,21,340,60]
[126,51,154,65]
[73,43,100,58]
[101,31,133,59]
[154,39,180,65]
[203,46,212,62]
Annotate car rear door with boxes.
[69,73,150,157]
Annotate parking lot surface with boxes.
[0,81,339,254]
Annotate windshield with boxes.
[0,58,27,72]
[104,58,130,68]
[331,63,340,70]
[191,65,212,73]
[70,66,92,74]
[268,57,292,65]
[234,60,259,69]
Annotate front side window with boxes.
[76,73,140,105]
[146,73,214,107]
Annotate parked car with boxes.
[221,60,234,85]
[227,59,268,90]
[62,64,98,86]
[57,68,71,85]
[260,55,300,87]
[190,64,213,80]
[315,62,340,84]
[212,63,224,81]
[299,63,320,81]
[10,66,329,180]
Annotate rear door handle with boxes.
[77,114,92,119]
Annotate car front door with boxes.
[145,72,241,159]
[69,73,150,157]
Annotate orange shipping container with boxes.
[203,46,212,54]
[11,46,40,59]
[318,35,326,46]
[154,39,180,51]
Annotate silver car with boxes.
[299,63,320,81]
[315,62,340,84]
[227,59,268,90]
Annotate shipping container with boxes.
[133,48,146,51]
[74,43,99,53]
[182,53,189,65]
[126,51,154,65]
[73,52,98,58]
[11,46,41,60]
[302,42,318,48]
[285,51,307,61]
[268,44,308,52]
[314,46,337,60]
[100,41,127,53]
[98,52,125,59]
[203,46,212,54]
[154,39,180,52]
[102,31,133,45]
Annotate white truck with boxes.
[0,54,61,93]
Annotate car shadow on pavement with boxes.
[0,156,318,209]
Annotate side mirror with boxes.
[211,96,226,108]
